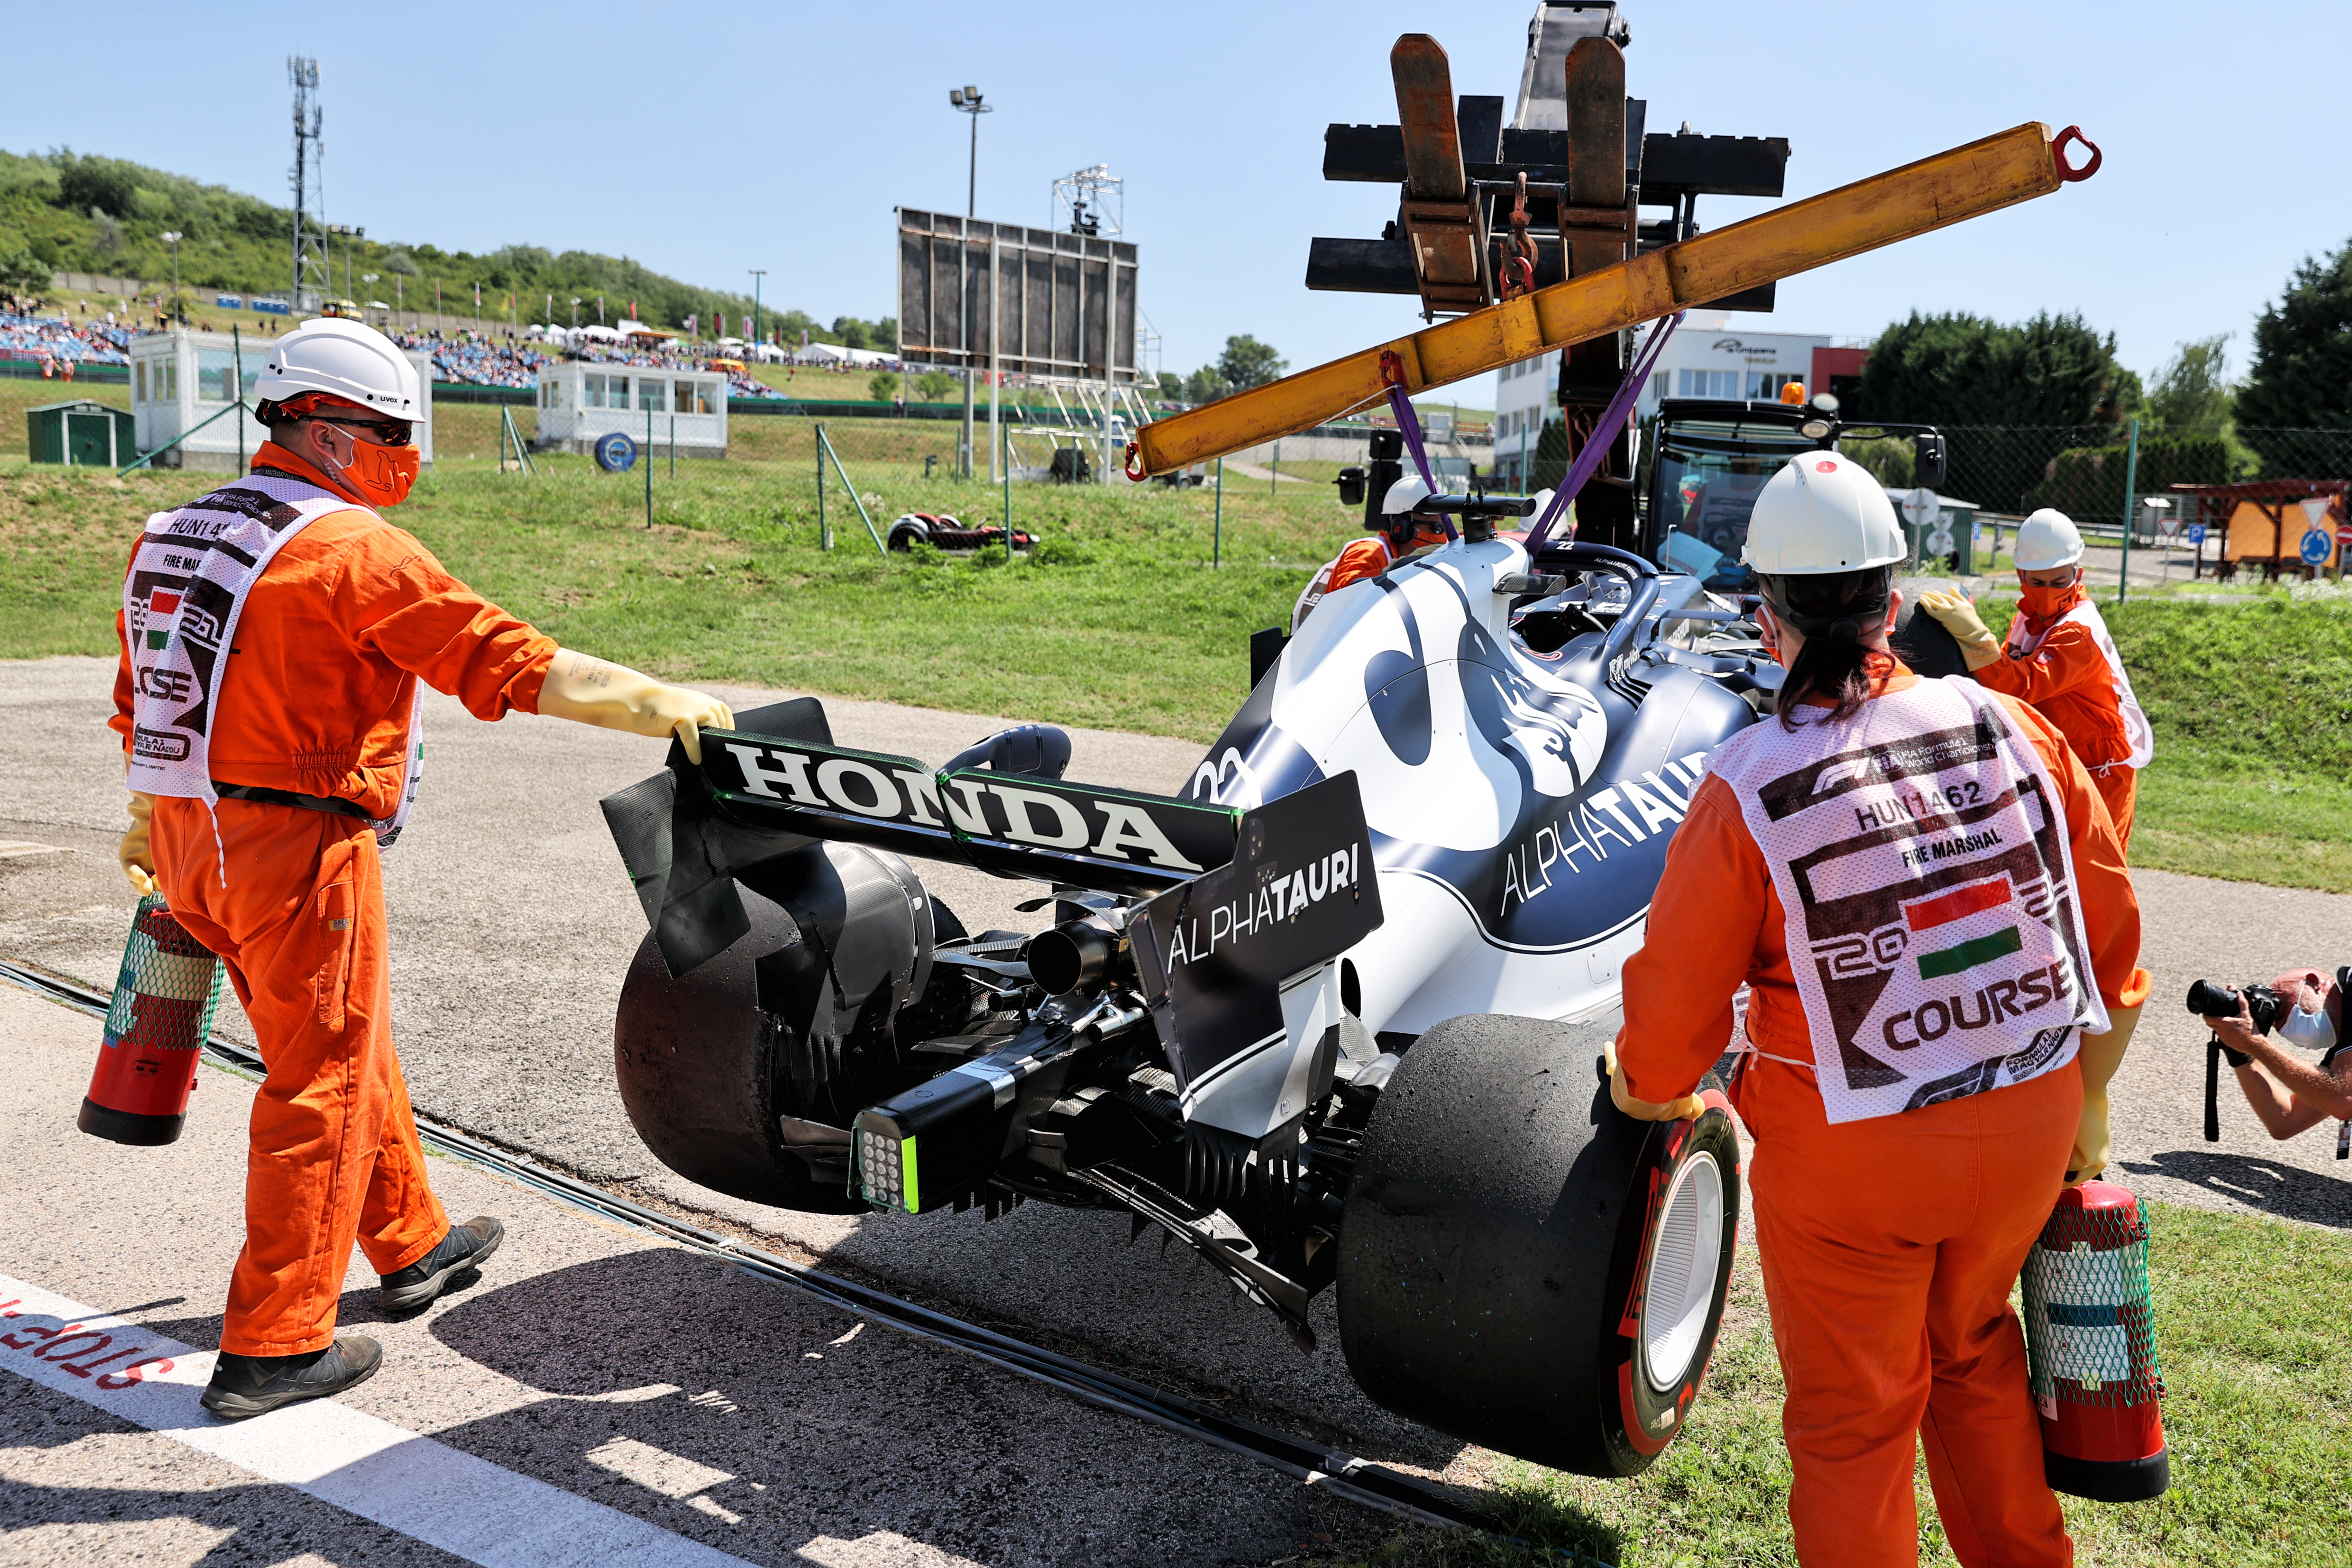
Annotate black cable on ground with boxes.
[4,955,1602,1554]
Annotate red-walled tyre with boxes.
[1335,1012,1740,1476]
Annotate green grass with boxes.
[1978,594,2352,891]
[1352,1203,2351,1568]
[7,432,2348,885]
[0,435,1362,741]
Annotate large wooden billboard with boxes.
[896,210,1139,384]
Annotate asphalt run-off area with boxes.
[4,655,2349,1565]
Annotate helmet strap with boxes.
[1760,576,1888,643]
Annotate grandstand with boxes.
[0,311,133,372]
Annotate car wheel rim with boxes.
[1641,1149,1723,1391]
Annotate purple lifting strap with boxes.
[1380,351,1455,539]
[1520,312,1686,559]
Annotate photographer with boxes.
[2201,968,2352,1140]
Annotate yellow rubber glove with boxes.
[1605,1038,1706,1123]
[535,649,734,765]
[1917,589,2003,671]
[119,790,159,897]
[2067,1003,2141,1186]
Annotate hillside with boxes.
[0,148,892,348]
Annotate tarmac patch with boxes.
[0,1271,753,1568]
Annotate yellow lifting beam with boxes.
[1131,121,2098,478]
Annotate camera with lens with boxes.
[2186,978,2285,1142]
[2185,978,2283,1049]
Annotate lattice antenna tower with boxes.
[288,57,329,313]
[1050,164,1123,238]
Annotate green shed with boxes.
[28,400,138,467]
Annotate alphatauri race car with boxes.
[596,497,1976,1476]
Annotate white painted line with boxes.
[0,841,68,860]
[0,1272,755,1568]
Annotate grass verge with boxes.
[6,447,2346,887]
[1351,1201,2350,1568]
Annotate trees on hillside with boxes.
[2238,239,2352,474]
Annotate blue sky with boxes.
[14,2,2343,406]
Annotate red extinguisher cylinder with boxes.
[2021,1179,2169,1502]
[79,896,223,1148]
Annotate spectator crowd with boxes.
[0,309,133,377]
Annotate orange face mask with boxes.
[2018,574,2083,622]
[314,430,420,508]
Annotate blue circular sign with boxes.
[2300,527,2333,565]
[594,432,637,473]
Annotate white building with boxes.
[535,361,729,458]
[1489,312,1832,489]
[129,329,436,473]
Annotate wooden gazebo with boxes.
[2168,478,2348,580]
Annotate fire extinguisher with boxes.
[78,894,223,1147]
[2019,1179,2169,1501]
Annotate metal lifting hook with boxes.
[2051,126,2102,183]
[1499,172,1538,300]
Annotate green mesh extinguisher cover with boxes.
[104,893,225,1050]
[2021,1196,2165,1409]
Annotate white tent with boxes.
[573,324,626,342]
[802,342,897,368]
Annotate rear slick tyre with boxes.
[1334,1013,1741,1476]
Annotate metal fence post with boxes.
[644,404,653,529]
[1002,418,1013,564]
[1213,457,1224,569]
[1271,439,1279,498]
[232,323,245,472]
[2116,417,2138,603]
[817,420,830,550]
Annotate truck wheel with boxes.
[1335,1013,1740,1476]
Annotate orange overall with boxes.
[1618,663,2148,1568]
[1970,607,2137,846]
[112,442,557,1357]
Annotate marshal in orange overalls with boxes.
[1969,598,2139,845]
[111,440,557,1357]
[1617,662,2148,1568]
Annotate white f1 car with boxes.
[599,498,1825,1475]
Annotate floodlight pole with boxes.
[949,87,993,480]
[748,269,766,346]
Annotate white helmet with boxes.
[1380,474,1434,516]
[2012,508,2085,571]
[1530,487,1558,520]
[254,317,423,425]
[1742,452,1906,575]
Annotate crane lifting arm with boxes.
[1130,120,2100,478]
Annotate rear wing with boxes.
[600,698,1241,976]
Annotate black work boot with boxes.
[201,1335,383,1420]
[379,1216,505,1314]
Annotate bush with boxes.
[867,371,900,404]
[916,370,956,403]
